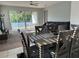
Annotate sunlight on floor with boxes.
[0,47,23,58]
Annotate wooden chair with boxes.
[59,30,74,58]
[50,30,74,58]
[56,31,72,58]
[35,25,50,35]
[35,22,55,35]
[70,27,79,58]
[59,30,74,42]
[20,33,28,57]
[20,32,39,58]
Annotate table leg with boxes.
[39,46,42,58]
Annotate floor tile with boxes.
[0,55,8,58]
[0,47,23,58]
[7,54,17,58]
[0,51,8,58]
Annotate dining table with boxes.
[27,33,58,58]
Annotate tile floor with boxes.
[0,47,23,58]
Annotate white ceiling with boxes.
[0,1,61,8]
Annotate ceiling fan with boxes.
[29,1,39,6]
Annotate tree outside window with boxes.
[9,11,32,30]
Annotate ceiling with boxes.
[0,1,61,8]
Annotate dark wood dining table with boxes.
[27,33,58,58]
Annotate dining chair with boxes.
[50,30,74,58]
[69,27,79,58]
[20,32,39,58]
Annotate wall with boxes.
[46,1,71,22]
[0,5,44,30]
[70,2,79,25]
[0,2,73,30]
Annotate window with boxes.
[9,11,37,31]
[32,12,38,24]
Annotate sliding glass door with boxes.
[9,10,35,30]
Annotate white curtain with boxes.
[32,11,38,24]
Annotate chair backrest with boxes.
[20,32,30,57]
[63,27,79,58]
[57,35,71,58]
[41,25,50,33]
[35,23,55,34]
[17,29,30,48]
[58,25,66,32]
[73,27,79,38]
[55,30,74,58]
[59,30,74,43]
[20,32,27,47]
[21,36,28,57]
[70,27,79,57]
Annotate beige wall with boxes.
[70,2,79,25]
[46,1,71,22]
